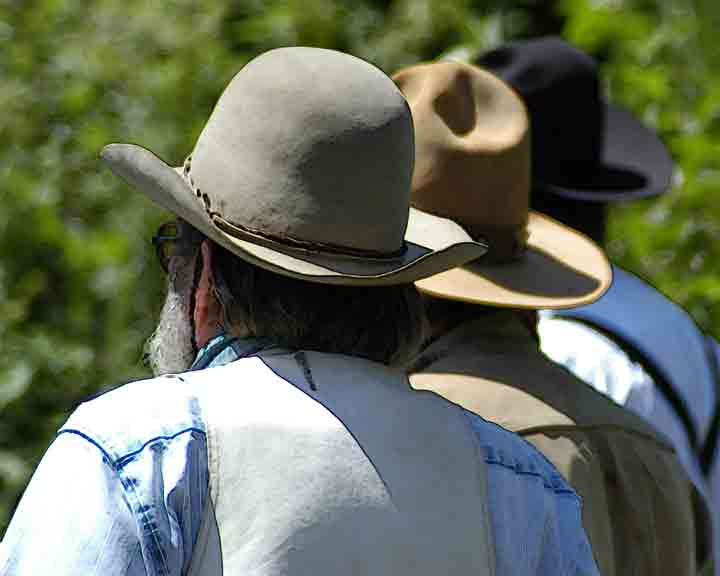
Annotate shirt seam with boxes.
[483,459,577,497]
[56,427,207,576]
[58,427,207,469]
[517,423,676,450]
[116,461,170,575]
[460,412,580,501]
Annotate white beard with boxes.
[145,267,196,376]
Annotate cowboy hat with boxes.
[475,37,673,202]
[101,47,488,285]
[392,61,611,309]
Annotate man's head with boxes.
[474,37,674,245]
[146,220,427,374]
[102,47,491,373]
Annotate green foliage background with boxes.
[1,0,718,533]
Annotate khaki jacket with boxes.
[410,313,709,576]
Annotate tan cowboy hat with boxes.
[101,47,488,286]
[392,61,612,308]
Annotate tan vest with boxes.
[186,350,495,575]
[410,313,708,576]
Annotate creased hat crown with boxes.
[189,47,414,256]
[393,61,530,262]
[392,60,612,308]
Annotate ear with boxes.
[193,240,224,349]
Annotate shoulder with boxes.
[59,357,284,464]
[60,371,208,464]
[538,314,653,404]
[559,266,710,378]
[605,266,684,312]
[465,412,601,575]
[526,338,672,443]
[463,410,575,498]
[57,370,221,574]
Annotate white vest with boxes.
[185,350,495,575]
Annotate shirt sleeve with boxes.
[485,456,599,575]
[467,413,599,576]
[0,432,146,575]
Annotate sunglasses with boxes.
[151,220,204,273]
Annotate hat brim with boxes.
[535,104,673,202]
[415,211,612,309]
[100,143,488,286]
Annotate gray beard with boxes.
[145,268,196,376]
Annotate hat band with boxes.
[465,224,528,263]
[212,214,409,261]
[182,157,408,263]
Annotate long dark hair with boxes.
[210,241,428,366]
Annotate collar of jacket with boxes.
[412,311,537,373]
[410,310,675,443]
[190,332,275,371]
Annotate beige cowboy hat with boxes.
[101,47,488,286]
[392,61,612,308]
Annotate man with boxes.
[0,47,597,575]
[394,59,703,575]
[475,36,715,572]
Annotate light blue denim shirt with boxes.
[0,335,598,575]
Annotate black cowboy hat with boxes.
[475,37,673,202]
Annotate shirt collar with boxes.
[409,311,538,373]
[439,311,536,348]
[190,332,275,371]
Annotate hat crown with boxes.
[393,62,530,262]
[475,37,604,185]
[190,47,415,256]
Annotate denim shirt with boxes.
[0,335,597,575]
[538,314,715,573]
[538,314,711,485]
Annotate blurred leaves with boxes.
[563,0,720,333]
[1,0,719,534]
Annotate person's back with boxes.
[410,311,700,575]
[0,333,599,575]
[190,350,498,575]
[539,265,716,498]
[392,57,703,574]
[201,349,595,575]
[41,349,494,575]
